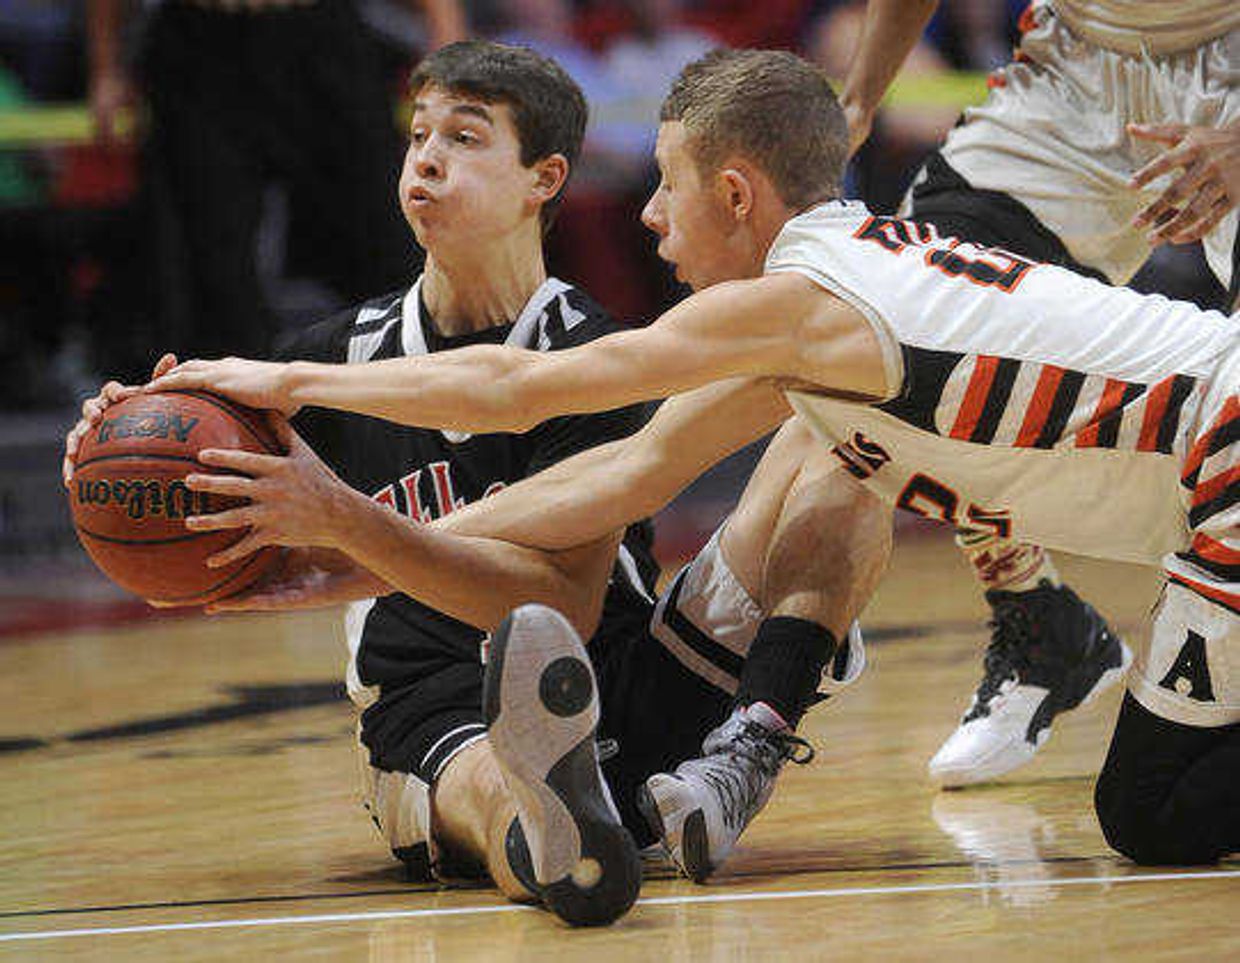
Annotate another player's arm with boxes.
[436,378,794,550]
[151,272,881,429]
[839,0,940,154]
[315,379,791,620]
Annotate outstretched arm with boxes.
[147,273,881,432]
[438,378,794,549]
[839,0,940,156]
[189,380,790,625]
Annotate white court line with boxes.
[2,869,1238,943]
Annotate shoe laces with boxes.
[695,721,814,832]
[971,596,1039,712]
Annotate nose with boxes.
[411,136,445,181]
[640,192,665,236]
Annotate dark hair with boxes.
[661,49,848,208]
[409,40,588,231]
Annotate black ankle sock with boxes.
[735,616,837,730]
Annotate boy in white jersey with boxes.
[839,0,1240,787]
[149,49,1239,875]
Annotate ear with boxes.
[529,153,570,207]
[717,166,755,223]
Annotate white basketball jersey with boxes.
[1049,0,1239,55]
[766,201,1237,565]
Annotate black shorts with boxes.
[907,152,1111,282]
[1095,693,1239,864]
[359,580,732,847]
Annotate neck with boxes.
[420,232,547,335]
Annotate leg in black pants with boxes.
[1095,693,1240,865]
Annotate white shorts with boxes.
[931,1,1239,291]
[651,526,866,698]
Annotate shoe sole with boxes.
[1070,639,1133,711]
[484,605,641,927]
[932,640,1134,789]
[636,781,715,883]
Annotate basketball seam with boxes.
[163,390,283,454]
[147,547,275,604]
[74,453,204,472]
[74,526,218,547]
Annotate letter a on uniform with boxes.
[1158,630,1215,702]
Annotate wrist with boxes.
[321,483,374,552]
[280,361,313,414]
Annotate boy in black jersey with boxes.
[65,41,888,924]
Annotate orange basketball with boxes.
[68,390,284,606]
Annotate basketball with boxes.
[68,390,285,607]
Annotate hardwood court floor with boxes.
[1,532,1236,960]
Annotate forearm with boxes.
[283,350,555,433]
[330,484,614,634]
[840,0,938,120]
[440,379,792,550]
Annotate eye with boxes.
[409,128,428,145]
[455,129,480,145]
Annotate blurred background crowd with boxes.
[2,0,1226,414]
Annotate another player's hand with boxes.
[204,547,390,614]
[145,358,300,416]
[62,353,178,487]
[183,416,358,565]
[1129,120,1240,245]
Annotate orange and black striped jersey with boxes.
[765,202,1237,580]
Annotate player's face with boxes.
[399,86,540,249]
[642,122,750,291]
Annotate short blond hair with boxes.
[661,49,848,208]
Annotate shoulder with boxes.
[275,289,407,363]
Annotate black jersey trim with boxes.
[876,344,964,434]
[1033,368,1087,449]
[970,357,1020,444]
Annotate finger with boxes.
[197,448,284,474]
[185,472,256,498]
[1133,162,1208,228]
[186,506,259,533]
[1157,193,1231,245]
[145,361,206,392]
[80,393,108,422]
[1150,178,1222,235]
[1133,165,1206,229]
[207,589,304,614]
[101,381,139,404]
[1127,122,1188,146]
[152,353,179,379]
[204,532,269,569]
[1129,143,1193,191]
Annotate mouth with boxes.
[407,186,435,206]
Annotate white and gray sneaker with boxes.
[637,702,814,882]
[929,580,1132,787]
[484,604,641,926]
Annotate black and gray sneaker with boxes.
[484,604,641,927]
[929,580,1132,787]
[637,702,814,882]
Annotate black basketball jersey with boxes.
[276,276,661,697]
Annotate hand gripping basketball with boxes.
[67,390,287,606]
